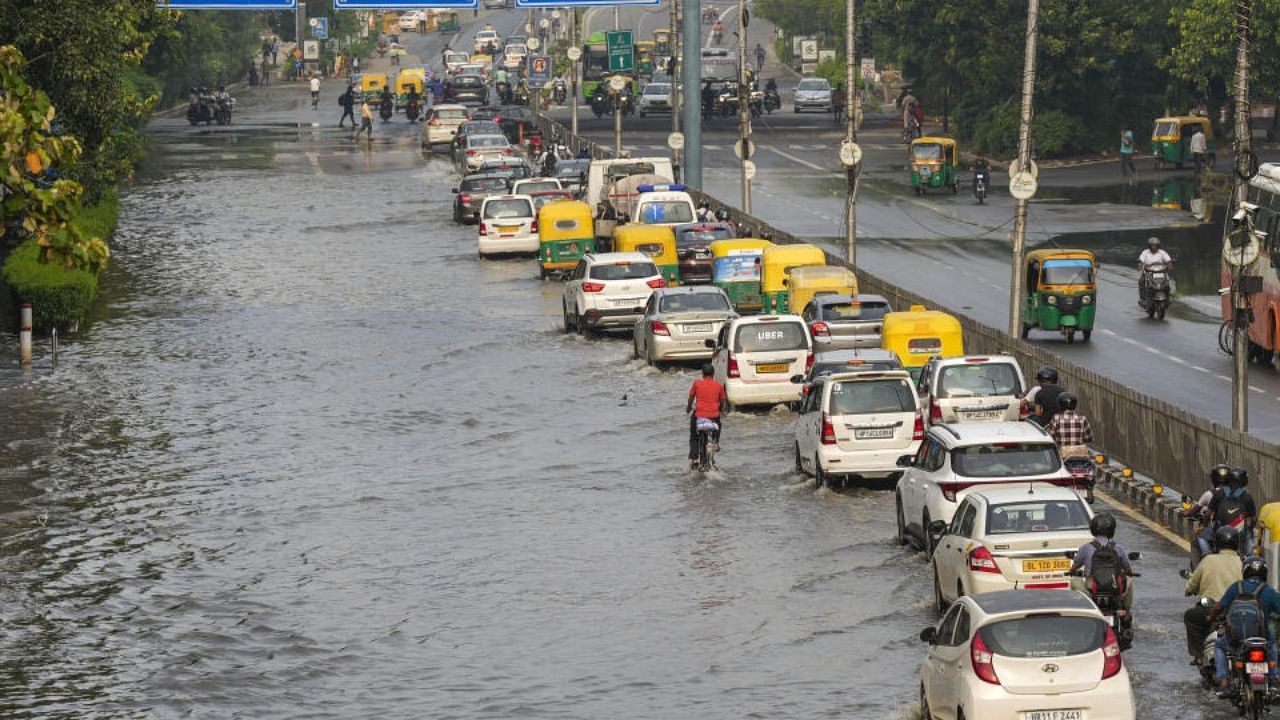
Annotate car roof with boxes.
[813,293,890,307]
[433,104,468,111]
[932,354,1018,367]
[731,313,804,325]
[586,251,655,264]
[482,193,533,202]
[969,485,1083,505]
[528,189,571,197]
[814,347,899,363]
[969,589,1097,617]
[461,172,509,182]
[929,421,1052,447]
[819,370,911,384]
[654,285,727,296]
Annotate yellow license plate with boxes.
[1022,558,1071,573]
[757,363,790,374]
[497,225,518,233]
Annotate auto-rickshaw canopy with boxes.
[880,305,964,379]
[761,244,827,295]
[787,266,859,312]
[1025,249,1096,291]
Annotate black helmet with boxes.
[715,208,730,221]
[1209,463,1231,486]
[1089,512,1117,539]
[1215,525,1241,552]
[1243,556,1268,582]
[1058,392,1079,411]
[1035,366,1059,383]
[1228,467,1249,487]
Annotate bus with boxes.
[581,31,639,100]
[1223,162,1280,368]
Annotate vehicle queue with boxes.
[408,20,1280,720]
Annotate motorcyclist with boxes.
[1185,526,1243,666]
[686,363,726,469]
[405,85,422,120]
[1189,464,1234,559]
[1070,513,1135,639]
[1208,467,1258,555]
[1137,236,1172,305]
[1028,365,1063,426]
[538,145,556,177]
[379,86,394,118]
[696,201,713,223]
[310,75,321,108]
[765,77,777,94]
[1045,391,1093,459]
[701,82,717,115]
[1212,556,1280,694]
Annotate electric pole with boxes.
[681,0,702,188]
[671,0,682,181]
[842,0,858,266]
[1228,0,1255,431]
[1007,0,1040,338]
[571,8,579,138]
[736,0,751,212]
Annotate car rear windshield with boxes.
[456,77,483,87]
[472,136,508,148]
[463,177,509,191]
[677,227,734,248]
[814,360,900,376]
[482,199,533,219]
[986,499,1091,534]
[951,443,1060,478]
[937,362,1021,398]
[556,163,588,179]
[659,292,729,313]
[639,201,695,224]
[798,80,828,91]
[436,108,468,120]
[532,193,571,209]
[980,616,1107,658]
[589,261,659,280]
[829,379,915,415]
[822,300,890,321]
[518,181,559,193]
[645,84,672,95]
[734,322,808,353]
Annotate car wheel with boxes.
[632,332,641,359]
[920,687,934,720]
[933,564,947,613]
[576,310,588,337]
[814,455,826,489]
[895,495,908,545]
[923,511,937,556]
[562,302,574,333]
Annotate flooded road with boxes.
[0,80,1238,719]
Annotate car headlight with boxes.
[1046,295,1058,305]
[1081,295,1093,305]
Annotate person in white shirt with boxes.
[1138,236,1172,305]
[310,76,321,109]
[1190,126,1207,175]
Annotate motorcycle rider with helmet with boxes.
[1070,512,1135,612]
[1185,526,1244,666]
[1212,556,1280,695]
[1026,365,1063,426]
[1208,467,1258,555]
[1045,391,1093,459]
[1189,464,1233,561]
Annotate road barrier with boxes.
[532,114,1280,504]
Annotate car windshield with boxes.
[659,292,729,313]
[951,443,1060,478]
[436,108,468,120]
[734,322,807,353]
[986,499,1092,535]
[644,84,672,95]
[829,379,914,415]
[822,300,890,322]
[677,227,734,248]
[1154,121,1177,136]
[639,201,695,224]
[912,143,944,160]
[797,80,828,91]
[463,177,509,191]
[482,199,532,219]
[937,362,1021,398]
[980,616,1107,658]
[1041,260,1094,286]
[590,262,659,280]
[517,181,559,193]
[471,136,508,148]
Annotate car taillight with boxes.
[970,632,1000,685]
[1101,627,1123,679]
[967,546,1000,574]
[810,321,830,337]
[478,222,487,236]
[1019,402,1031,420]
[647,277,667,289]
[429,117,440,126]
[939,481,974,502]
[651,320,670,336]
[805,352,814,373]
[493,115,502,124]
[727,353,740,378]
[929,400,942,423]
[459,192,472,205]
[820,414,837,445]
[467,149,478,156]
[581,281,605,293]
[530,219,538,233]
[912,413,924,441]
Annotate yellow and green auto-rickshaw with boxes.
[909,136,960,195]
[653,29,672,58]
[381,13,400,36]
[1022,249,1097,344]
[538,200,595,280]
[360,73,390,104]
[395,70,425,106]
[636,41,656,78]
[787,266,859,314]
[613,224,679,284]
[1152,116,1215,170]
[710,238,774,312]
[761,243,827,313]
[880,305,964,381]
[436,11,460,33]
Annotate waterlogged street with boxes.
[0,71,1247,719]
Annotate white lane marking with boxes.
[1093,487,1190,550]
[762,145,830,172]
[307,152,326,176]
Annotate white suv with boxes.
[894,421,1074,555]
[477,195,537,257]
[563,253,666,335]
[709,315,813,409]
[917,355,1026,427]
[794,370,922,488]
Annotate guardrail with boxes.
[531,113,1280,503]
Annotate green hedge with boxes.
[1,192,118,332]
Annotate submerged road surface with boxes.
[0,31,1247,719]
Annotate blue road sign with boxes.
[516,0,656,6]
[159,0,296,7]
[334,0,476,8]
[310,17,329,39]
[528,54,552,87]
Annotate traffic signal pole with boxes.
[681,0,702,188]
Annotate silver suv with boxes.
[562,253,666,336]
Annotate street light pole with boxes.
[671,0,682,180]
[1008,0,1040,339]
[1229,0,1254,431]
[736,0,751,212]
[571,9,579,138]
[843,0,858,266]
[681,0,702,188]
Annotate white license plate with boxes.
[1023,711,1082,720]
[1248,662,1269,674]
[612,298,640,307]
[683,323,713,333]
[854,428,894,440]
[962,410,1001,420]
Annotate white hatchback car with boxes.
[794,370,922,488]
[917,355,1027,427]
[477,195,537,257]
[638,82,673,116]
[562,253,666,335]
[895,422,1076,555]
[919,590,1134,720]
[931,486,1094,611]
[422,104,470,149]
[709,315,813,409]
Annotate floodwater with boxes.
[0,82,1236,719]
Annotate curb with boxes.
[1094,461,1194,538]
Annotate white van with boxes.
[709,315,813,409]
[477,194,537,257]
[794,370,922,487]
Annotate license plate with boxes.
[1023,711,1082,720]
[756,363,790,374]
[1022,558,1072,573]
[854,428,894,440]
[1248,662,1269,674]
[612,298,640,307]
[962,410,1001,420]
[497,225,518,233]
[683,323,713,333]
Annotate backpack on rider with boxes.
[1226,580,1268,643]
[1088,539,1123,598]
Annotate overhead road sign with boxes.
[159,0,296,7]
[334,0,476,8]
[607,30,634,72]
[516,0,657,7]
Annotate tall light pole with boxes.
[842,0,858,265]
[671,0,682,180]
[681,0,702,188]
[1007,0,1040,339]
[736,0,751,212]
[1228,0,1255,431]
[570,8,579,138]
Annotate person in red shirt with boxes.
[686,364,727,467]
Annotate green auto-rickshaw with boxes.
[710,238,773,313]
[1021,249,1097,344]
[436,11,460,33]
[909,136,960,195]
[1152,116,1215,170]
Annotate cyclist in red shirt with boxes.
[686,364,727,468]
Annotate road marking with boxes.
[1094,487,1190,550]
[762,145,831,172]
[307,152,326,176]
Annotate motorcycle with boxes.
[715,89,737,118]
[590,92,611,119]
[405,99,421,123]
[379,98,394,122]
[1139,262,1171,320]
[1063,453,1096,503]
[763,88,781,113]
[495,80,511,105]
[186,91,214,126]
[749,90,764,119]
[552,79,567,104]
[618,91,635,117]
[213,94,235,126]
[1199,612,1274,717]
[1068,550,1140,651]
[973,168,990,204]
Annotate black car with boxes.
[553,159,590,197]
[452,172,512,224]
[474,158,535,185]
[446,75,487,105]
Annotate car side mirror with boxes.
[919,626,937,644]
[790,374,805,384]
[704,339,716,349]
[896,455,915,468]
[929,519,948,537]
[1179,568,1191,580]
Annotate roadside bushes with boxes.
[965,102,1088,158]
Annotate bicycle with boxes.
[694,416,719,471]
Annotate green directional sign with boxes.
[606,30,634,73]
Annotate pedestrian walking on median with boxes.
[355,100,374,141]
[1191,125,1208,177]
[1120,126,1136,184]
[754,43,765,71]
[338,85,356,127]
